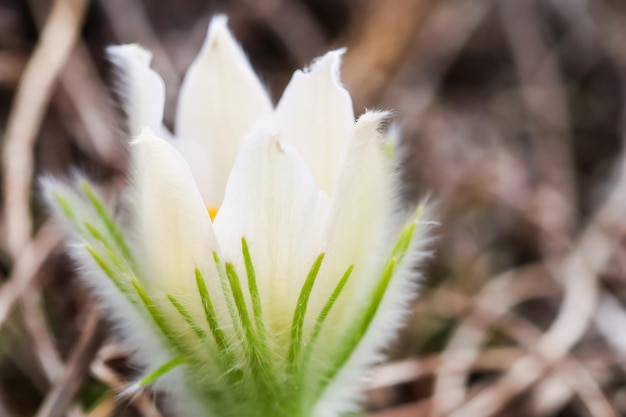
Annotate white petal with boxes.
[108,45,165,137]
[310,111,395,335]
[130,129,220,309]
[275,50,355,195]
[317,204,432,417]
[212,128,318,343]
[172,138,219,210]
[313,112,427,417]
[176,15,273,206]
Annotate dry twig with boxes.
[0,223,61,329]
[35,308,104,417]
[1,0,87,257]
[342,0,434,109]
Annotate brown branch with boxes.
[25,0,124,168]
[35,308,104,417]
[1,0,88,257]
[379,0,496,126]
[439,159,626,416]
[342,0,435,110]
[21,286,65,383]
[0,223,61,329]
[368,347,523,390]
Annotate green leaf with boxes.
[224,263,253,339]
[84,244,133,299]
[322,256,397,390]
[241,237,266,341]
[83,221,126,270]
[80,181,134,264]
[288,253,325,369]
[52,193,77,223]
[321,206,424,390]
[131,279,181,352]
[138,356,186,386]
[212,251,242,339]
[390,204,424,259]
[300,264,354,369]
[168,294,206,341]
[225,262,274,391]
[195,268,229,355]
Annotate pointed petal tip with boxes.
[176,13,272,205]
[307,49,348,84]
[107,44,165,136]
[310,48,346,70]
[275,48,354,195]
[107,43,153,66]
[359,109,392,121]
[205,14,236,51]
[209,14,229,30]
[354,110,393,137]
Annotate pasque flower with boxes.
[46,16,431,417]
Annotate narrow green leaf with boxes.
[212,251,242,338]
[224,263,254,345]
[52,193,77,223]
[225,262,275,390]
[360,257,397,335]
[300,264,354,369]
[241,238,263,327]
[80,181,133,263]
[391,221,416,258]
[138,356,186,386]
[287,253,325,368]
[83,222,125,270]
[391,204,424,258]
[168,294,206,340]
[195,269,229,354]
[241,237,268,345]
[322,257,397,388]
[105,248,125,270]
[84,244,132,298]
[319,209,424,393]
[131,279,180,350]
[83,221,107,246]
[360,206,424,337]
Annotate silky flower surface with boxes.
[46,16,431,417]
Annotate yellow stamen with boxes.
[207,206,218,221]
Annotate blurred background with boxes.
[1,0,626,416]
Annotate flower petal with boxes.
[316,205,432,417]
[212,128,319,343]
[310,111,401,415]
[310,111,395,339]
[175,15,273,206]
[130,129,221,312]
[275,50,355,195]
[108,45,165,137]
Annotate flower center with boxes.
[207,205,219,221]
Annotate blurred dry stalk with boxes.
[342,0,435,109]
[2,0,86,258]
[1,0,626,417]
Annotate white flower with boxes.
[45,15,432,417]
